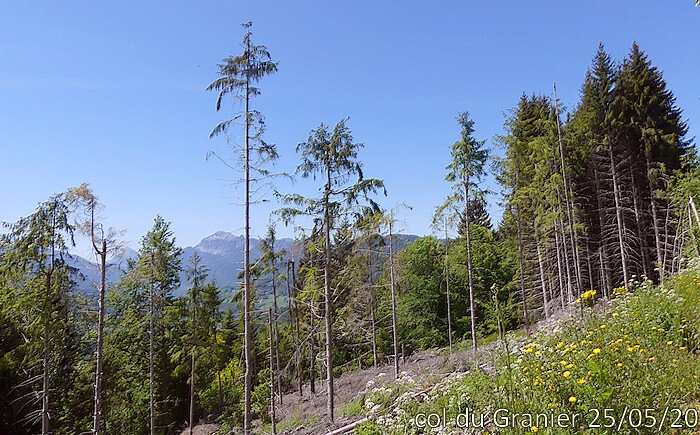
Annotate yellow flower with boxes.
[612,312,619,317]
[557,342,564,349]
[593,348,601,355]
[563,371,571,378]
[680,346,687,351]
[531,427,539,433]
[566,363,575,369]
[577,378,586,385]
[667,341,673,345]
[569,396,577,404]
[560,360,567,366]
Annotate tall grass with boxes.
[357,266,700,434]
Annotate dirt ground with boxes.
[274,307,574,434]
[184,307,575,434]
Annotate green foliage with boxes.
[340,399,364,417]
[369,269,700,434]
[396,230,515,351]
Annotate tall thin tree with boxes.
[437,112,488,352]
[66,184,122,435]
[207,21,278,434]
[279,119,385,421]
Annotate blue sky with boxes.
[1,1,698,255]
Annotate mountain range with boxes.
[69,231,419,301]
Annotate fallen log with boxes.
[326,417,369,435]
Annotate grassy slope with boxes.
[356,266,700,434]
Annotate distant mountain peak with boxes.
[196,231,245,255]
[201,231,242,242]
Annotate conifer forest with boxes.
[2,3,700,434]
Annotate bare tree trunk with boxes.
[599,248,608,299]
[369,296,378,368]
[609,146,629,288]
[688,203,700,257]
[690,197,700,229]
[662,206,671,276]
[593,167,613,296]
[288,259,303,396]
[585,239,594,292]
[464,181,477,353]
[557,213,574,305]
[630,171,650,279]
[92,244,107,435]
[368,253,378,368]
[149,255,155,435]
[443,221,453,353]
[389,218,400,378]
[309,307,316,395]
[188,269,197,435]
[554,229,566,310]
[271,257,282,405]
[554,83,583,296]
[323,162,334,422]
[516,204,530,335]
[243,37,253,435]
[536,235,549,319]
[268,309,277,435]
[42,269,52,435]
[645,152,664,282]
[491,286,504,344]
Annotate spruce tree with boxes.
[437,111,488,352]
[207,21,278,434]
[279,119,385,421]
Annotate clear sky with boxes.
[1,1,698,255]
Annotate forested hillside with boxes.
[1,23,698,435]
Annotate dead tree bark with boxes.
[271,254,282,405]
[92,240,107,434]
[516,203,530,335]
[443,220,453,353]
[609,145,630,288]
[41,241,55,435]
[536,235,549,319]
[149,253,155,435]
[309,304,316,395]
[388,217,400,378]
[369,295,378,368]
[268,308,277,435]
[287,259,303,396]
[188,276,197,435]
[464,181,477,353]
[554,229,566,310]
[554,83,583,296]
[242,34,253,434]
[323,160,334,421]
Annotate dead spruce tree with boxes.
[66,184,123,435]
[207,20,278,434]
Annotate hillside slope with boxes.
[348,267,700,434]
